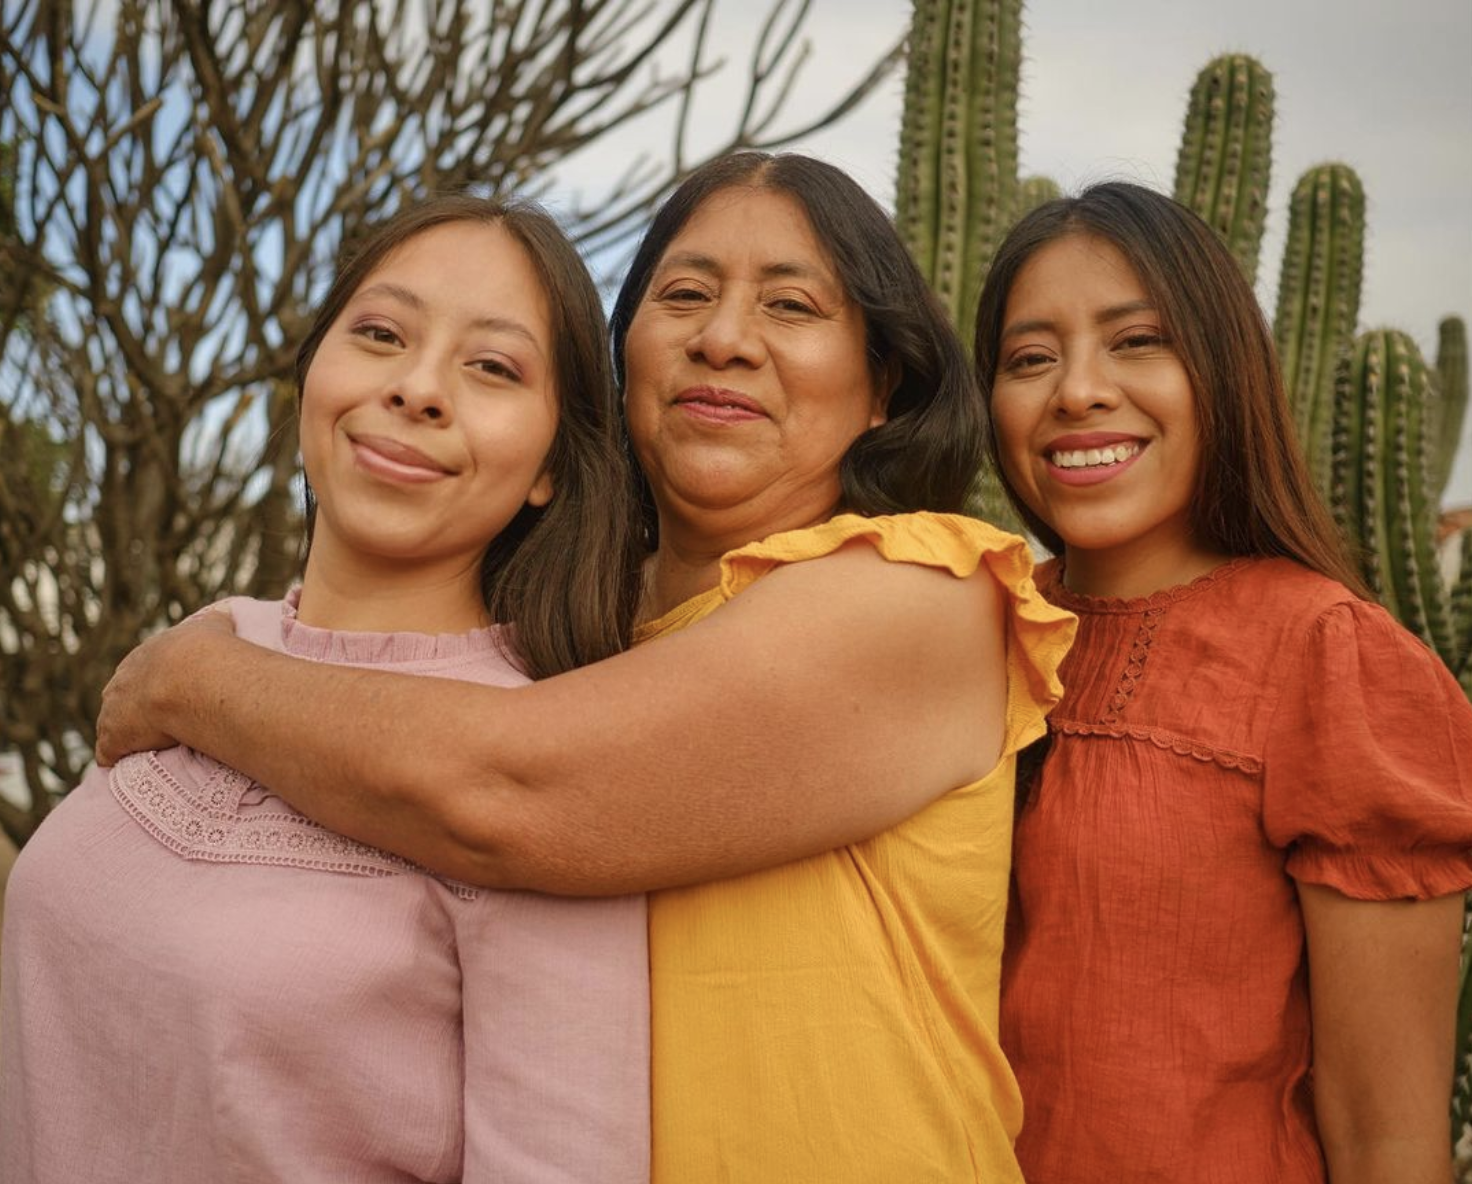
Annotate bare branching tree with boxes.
[0,0,903,847]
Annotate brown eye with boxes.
[352,322,402,347]
[1002,349,1052,373]
[472,358,520,382]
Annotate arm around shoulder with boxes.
[102,543,1012,894]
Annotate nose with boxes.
[1052,349,1119,418]
[386,355,452,423]
[685,296,766,369]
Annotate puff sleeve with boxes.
[1262,598,1472,899]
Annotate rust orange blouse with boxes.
[1001,557,1472,1183]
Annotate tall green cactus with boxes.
[896,0,1022,334]
[1435,317,1470,502]
[897,0,1023,531]
[1173,54,1275,284]
[1273,164,1365,491]
[1331,329,1458,660]
[1452,531,1472,693]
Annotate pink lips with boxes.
[350,434,453,483]
[1044,433,1145,487]
[672,385,766,424]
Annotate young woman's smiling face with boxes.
[990,232,1225,597]
[299,220,559,608]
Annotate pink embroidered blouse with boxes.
[0,596,649,1183]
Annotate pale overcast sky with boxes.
[552,0,1472,505]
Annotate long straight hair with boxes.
[973,181,1371,598]
[295,195,643,677]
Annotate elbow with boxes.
[418,764,532,889]
[419,762,595,894]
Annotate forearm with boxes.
[1319,1133,1451,1184]
[98,548,1012,893]
[1303,884,1461,1184]
[133,629,529,884]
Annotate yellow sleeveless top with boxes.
[637,512,1076,1183]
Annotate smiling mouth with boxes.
[1049,442,1141,469]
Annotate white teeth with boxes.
[1050,443,1141,469]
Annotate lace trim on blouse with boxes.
[1051,720,1263,775]
[110,752,479,899]
[1100,606,1166,724]
[1040,557,1256,725]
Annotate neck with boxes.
[295,547,489,634]
[640,500,840,621]
[638,542,724,622]
[1063,537,1233,600]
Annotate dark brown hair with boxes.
[296,194,642,677]
[972,180,1370,598]
[608,151,985,542]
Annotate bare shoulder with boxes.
[690,536,1005,669]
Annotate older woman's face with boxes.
[623,186,890,542]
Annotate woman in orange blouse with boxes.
[976,179,1472,1184]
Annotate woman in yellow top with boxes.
[97,152,1075,1181]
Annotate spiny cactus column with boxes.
[1273,164,1364,494]
[1451,531,1472,694]
[896,0,1022,333]
[896,0,1024,531]
[1173,54,1274,285]
[1435,317,1470,503]
[1332,329,1458,661]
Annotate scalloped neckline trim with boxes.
[277,587,509,661]
[1045,557,1255,614]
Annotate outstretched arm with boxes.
[98,543,1008,894]
[1300,881,1461,1184]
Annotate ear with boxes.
[868,354,901,428]
[526,467,554,508]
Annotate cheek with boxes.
[989,396,1032,465]
[622,314,660,386]
[296,377,331,472]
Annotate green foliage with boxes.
[1273,163,1365,491]
[1172,53,1275,285]
[1435,317,1470,503]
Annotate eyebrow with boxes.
[654,251,831,284]
[353,282,544,353]
[1001,299,1158,339]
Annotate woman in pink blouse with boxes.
[0,195,649,1183]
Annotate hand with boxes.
[95,606,237,765]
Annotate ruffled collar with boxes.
[277,587,512,664]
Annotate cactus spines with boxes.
[1173,53,1274,285]
[1450,528,1472,683]
[1273,163,1364,492]
[1332,329,1458,660]
[1434,317,1469,503]
[896,0,1022,334]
